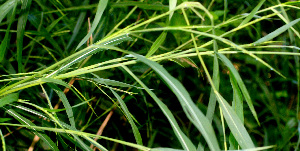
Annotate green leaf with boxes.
[76,0,108,50]
[0,0,15,24]
[105,82,143,146]
[215,92,255,149]
[0,0,17,62]
[217,53,259,125]
[169,0,177,20]
[230,72,244,123]
[253,18,300,45]
[130,54,220,151]
[17,0,33,73]
[66,0,89,50]
[0,118,12,122]
[47,83,76,129]
[0,123,149,150]
[151,148,184,151]
[123,65,196,151]
[27,14,64,55]
[0,129,5,151]
[229,72,244,150]
[146,31,167,57]
[90,77,143,89]
[112,2,168,11]
[238,0,266,27]
[41,78,71,89]
[3,108,59,151]
[206,54,220,123]
[0,93,19,108]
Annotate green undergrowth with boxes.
[0,0,300,150]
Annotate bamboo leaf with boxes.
[76,0,108,50]
[129,54,220,151]
[123,65,196,151]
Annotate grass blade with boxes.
[0,93,19,108]
[0,123,150,150]
[17,0,33,73]
[27,14,64,55]
[0,129,5,151]
[217,53,259,125]
[151,148,184,151]
[253,18,300,45]
[129,54,220,151]
[47,83,76,129]
[169,0,177,20]
[215,92,255,149]
[0,0,17,62]
[238,0,266,27]
[106,82,143,146]
[229,72,244,149]
[122,65,196,151]
[66,0,89,50]
[3,108,59,151]
[76,0,108,50]
[0,0,15,24]
[206,54,220,123]
[146,31,167,58]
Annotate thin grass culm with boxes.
[0,0,299,150]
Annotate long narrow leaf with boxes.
[0,0,17,62]
[0,0,15,24]
[253,18,300,45]
[215,92,255,149]
[47,83,76,129]
[122,65,196,151]
[106,84,143,146]
[17,0,33,73]
[169,0,177,20]
[217,53,259,125]
[206,54,220,123]
[76,0,108,50]
[66,0,89,50]
[0,93,19,108]
[129,54,220,151]
[0,123,151,151]
[238,0,266,27]
[3,108,59,151]
[0,129,5,151]
[146,31,167,57]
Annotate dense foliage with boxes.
[0,0,300,150]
